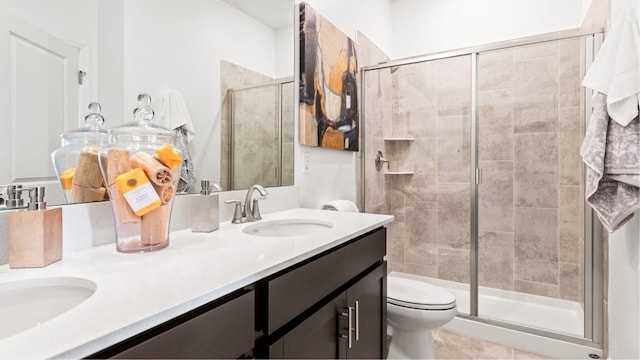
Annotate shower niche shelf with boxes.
[380,138,414,174]
[383,137,415,141]
[384,171,414,175]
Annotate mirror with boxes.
[0,0,295,208]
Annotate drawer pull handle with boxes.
[340,307,354,349]
[355,300,359,341]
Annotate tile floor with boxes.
[433,329,553,359]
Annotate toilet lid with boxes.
[388,277,456,310]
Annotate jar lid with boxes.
[59,102,111,147]
[110,93,175,145]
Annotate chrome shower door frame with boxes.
[360,28,605,349]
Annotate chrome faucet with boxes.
[224,184,269,224]
[243,184,268,221]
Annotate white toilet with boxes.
[387,274,457,359]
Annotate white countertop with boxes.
[0,208,393,359]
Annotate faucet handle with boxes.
[200,180,223,195]
[224,200,244,224]
[251,196,267,220]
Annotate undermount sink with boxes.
[0,277,96,340]
[243,219,333,237]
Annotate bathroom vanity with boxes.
[0,208,393,359]
[261,227,386,359]
[93,227,386,359]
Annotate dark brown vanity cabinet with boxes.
[341,263,386,359]
[90,289,255,359]
[91,227,387,360]
[260,228,387,359]
[269,263,386,359]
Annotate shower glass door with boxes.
[361,29,602,346]
[475,37,586,337]
[363,55,473,315]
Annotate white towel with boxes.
[581,4,640,127]
[158,89,196,141]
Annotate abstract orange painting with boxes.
[299,2,359,151]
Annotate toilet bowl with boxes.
[387,275,457,359]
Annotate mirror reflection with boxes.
[0,0,294,208]
[221,62,294,191]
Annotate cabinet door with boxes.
[265,228,386,335]
[345,263,386,359]
[276,292,347,359]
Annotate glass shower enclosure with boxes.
[360,29,604,348]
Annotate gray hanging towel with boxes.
[580,92,639,232]
[174,125,196,193]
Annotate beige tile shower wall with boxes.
[220,61,274,191]
[381,38,585,304]
[361,36,584,304]
[357,32,410,274]
[385,56,471,282]
[477,38,585,302]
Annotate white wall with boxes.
[294,0,393,56]
[608,214,640,359]
[390,0,586,58]
[120,0,283,187]
[293,0,392,209]
[606,2,640,358]
[97,0,124,131]
[275,25,295,79]
[582,0,596,20]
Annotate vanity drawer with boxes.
[107,289,254,359]
[265,227,386,334]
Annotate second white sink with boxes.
[243,219,333,237]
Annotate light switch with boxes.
[303,152,310,174]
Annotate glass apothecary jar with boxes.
[98,93,182,253]
[51,102,111,204]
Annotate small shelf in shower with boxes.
[383,137,415,141]
[384,171,414,175]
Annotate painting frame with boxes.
[299,2,359,152]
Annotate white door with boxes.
[0,12,80,204]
